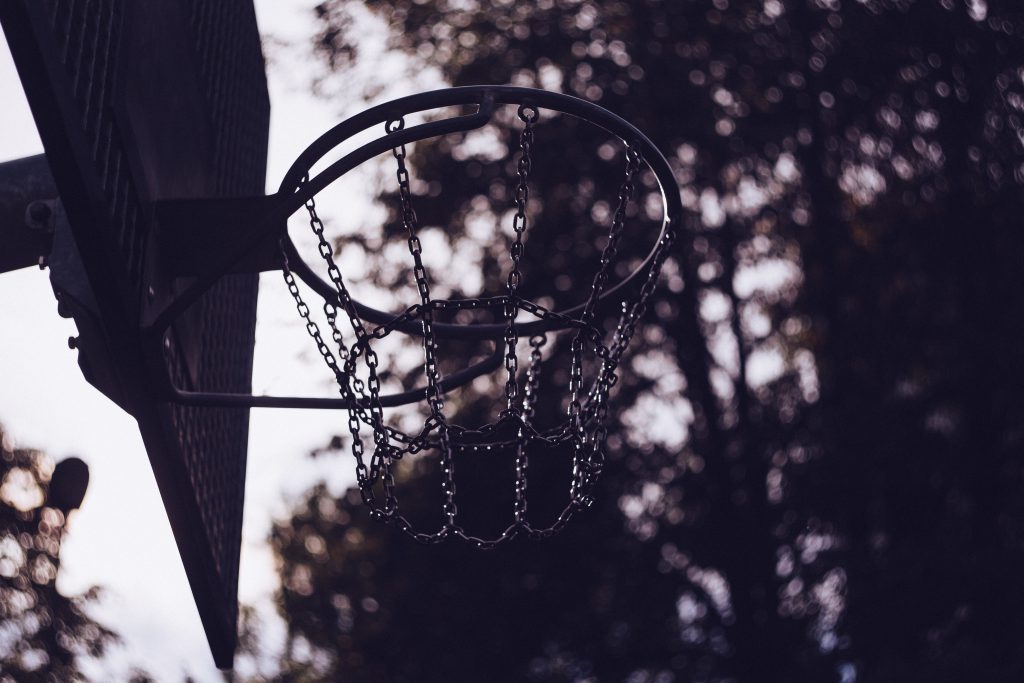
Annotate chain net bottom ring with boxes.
[281,102,675,548]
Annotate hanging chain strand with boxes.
[565,144,643,502]
[278,246,384,514]
[504,105,538,532]
[521,334,547,422]
[295,178,397,515]
[388,118,458,535]
[513,333,546,526]
[583,145,643,498]
[502,105,538,416]
[583,145,642,324]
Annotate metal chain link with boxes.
[293,179,399,517]
[281,109,673,549]
[521,334,547,422]
[513,333,546,526]
[501,105,538,416]
[279,246,383,514]
[389,118,458,537]
[566,145,642,502]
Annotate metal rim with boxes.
[278,85,682,341]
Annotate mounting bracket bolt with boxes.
[25,200,57,233]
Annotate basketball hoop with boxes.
[145,86,682,547]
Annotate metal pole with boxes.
[0,153,58,273]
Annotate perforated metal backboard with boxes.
[0,0,268,667]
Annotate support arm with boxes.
[0,154,57,273]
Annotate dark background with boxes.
[259,1,1024,681]
[4,1,1024,681]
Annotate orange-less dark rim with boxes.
[146,86,681,409]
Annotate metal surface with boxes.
[0,154,57,273]
[149,86,681,410]
[277,86,681,333]
[152,86,680,332]
[0,0,267,667]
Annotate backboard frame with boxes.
[0,0,268,667]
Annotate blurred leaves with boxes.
[256,1,1024,681]
[0,425,116,682]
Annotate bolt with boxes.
[26,201,54,232]
[68,336,79,349]
[55,292,72,319]
[29,201,51,222]
[38,255,48,270]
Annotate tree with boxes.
[0,424,117,681]
[257,1,1024,681]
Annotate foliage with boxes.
[259,1,1024,681]
[0,425,117,681]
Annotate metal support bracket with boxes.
[0,154,136,412]
[47,202,136,413]
[128,86,682,410]
[0,154,58,273]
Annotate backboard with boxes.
[0,0,268,667]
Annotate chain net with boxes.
[281,105,675,548]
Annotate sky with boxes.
[0,1,420,679]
